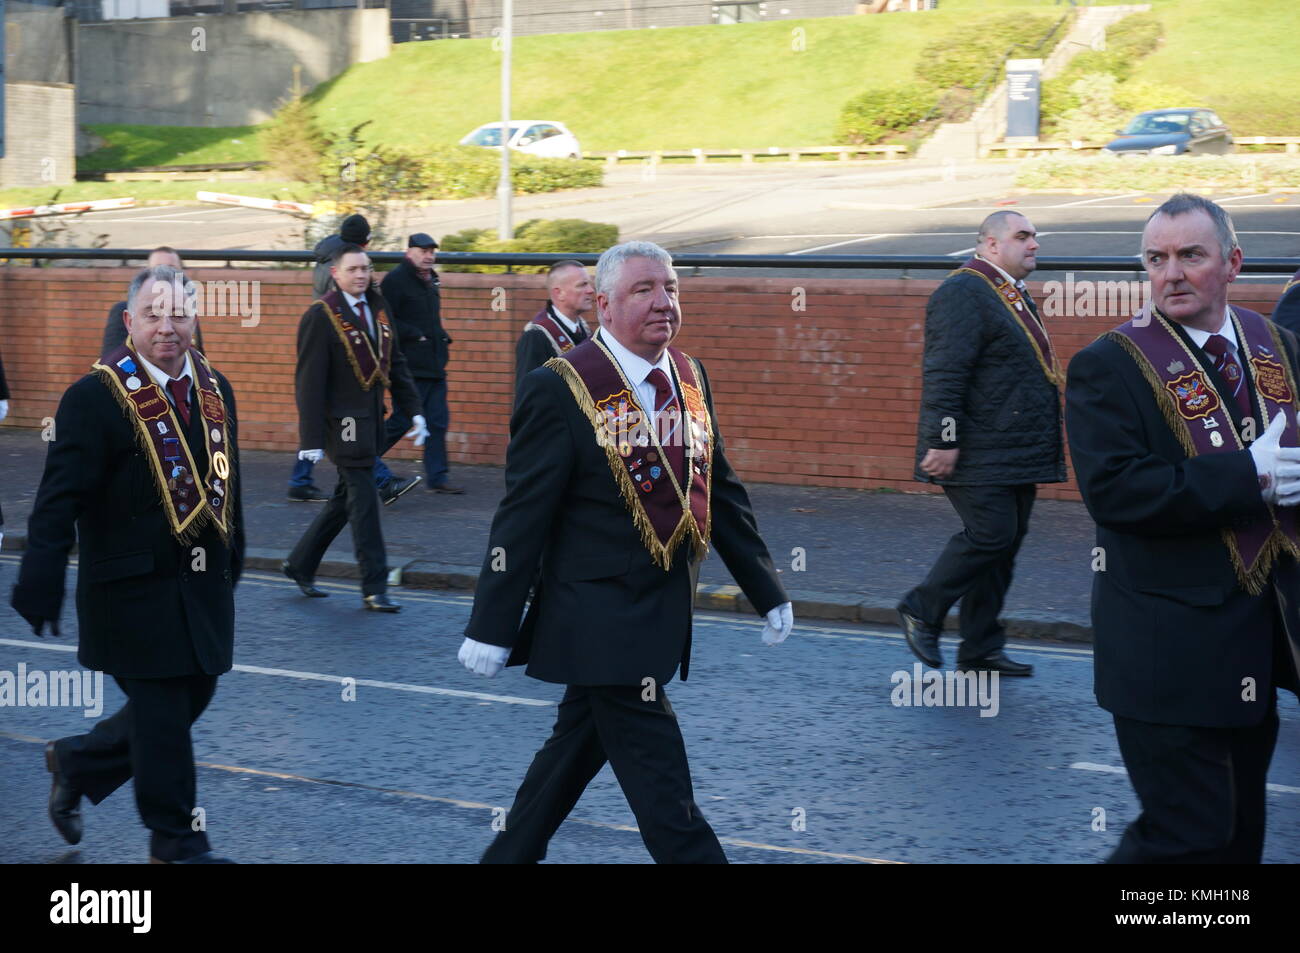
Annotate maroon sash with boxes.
[315,290,394,391]
[1108,305,1300,593]
[524,306,583,357]
[546,335,712,570]
[92,344,235,544]
[955,257,1061,386]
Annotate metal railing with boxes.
[2,247,1297,277]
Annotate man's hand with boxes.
[1249,413,1300,504]
[298,448,324,464]
[920,448,959,480]
[0,399,9,423]
[458,637,510,677]
[760,602,794,646]
[407,415,430,448]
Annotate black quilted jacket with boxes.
[913,271,1065,486]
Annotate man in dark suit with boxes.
[375,233,459,494]
[0,343,8,547]
[101,247,206,358]
[283,244,426,612]
[1066,193,1300,863]
[514,259,594,398]
[897,210,1064,676]
[1270,266,1300,336]
[12,264,244,863]
[459,240,794,864]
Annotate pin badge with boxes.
[126,376,141,390]
[211,428,222,443]
[1210,431,1224,447]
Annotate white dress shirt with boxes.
[343,290,375,339]
[598,328,677,426]
[137,350,196,413]
[551,306,587,339]
[1183,305,1241,354]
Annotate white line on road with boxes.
[0,637,553,707]
[1052,192,1147,208]
[790,234,898,255]
[1070,761,1300,794]
[1213,193,1274,203]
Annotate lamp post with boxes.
[497,0,513,240]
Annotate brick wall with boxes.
[0,266,1289,503]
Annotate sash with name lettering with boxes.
[93,344,235,544]
[955,256,1061,387]
[315,289,394,391]
[1107,305,1300,594]
[524,306,582,357]
[546,337,713,570]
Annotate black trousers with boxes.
[481,685,726,864]
[54,673,218,861]
[901,483,1036,660]
[287,463,388,595]
[1108,707,1279,863]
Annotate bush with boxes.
[439,218,619,274]
[1040,12,1165,136]
[835,85,938,145]
[262,92,331,183]
[418,146,602,200]
[915,13,1058,91]
[1113,79,1200,115]
[1054,74,1129,145]
[1016,155,1300,192]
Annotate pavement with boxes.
[0,427,1097,642]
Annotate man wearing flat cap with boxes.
[376,233,461,494]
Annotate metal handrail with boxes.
[1,248,1296,275]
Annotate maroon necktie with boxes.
[356,300,373,341]
[167,376,192,427]
[646,368,685,483]
[1201,334,1252,421]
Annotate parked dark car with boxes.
[1104,108,1234,156]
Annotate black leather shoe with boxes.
[363,593,401,613]
[430,482,465,494]
[46,742,83,846]
[282,560,329,598]
[150,851,237,864]
[379,475,422,506]
[287,485,328,502]
[897,605,942,668]
[957,651,1034,677]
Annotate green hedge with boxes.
[439,218,619,274]
[835,85,937,145]
[1016,155,1300,191]
[420,146,602,200]
[914,13,1059,91]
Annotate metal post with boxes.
[497,0,513,240]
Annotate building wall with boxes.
[75,9,391,127]
[461,1,859,37]
[0,82,77,187]
[0,267,1289,502]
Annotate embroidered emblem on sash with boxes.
[1165,371,1221,420]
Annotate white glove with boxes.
[298,448,324,464]
[459,637,510,677]
[1249,413,1300,504]
[407,414,430,448]
[0,399,8,423]
[760,602,794,646]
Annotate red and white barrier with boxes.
[0,196,137,220]
[197,191,315,215]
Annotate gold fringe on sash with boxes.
[315,298,388,391]
[544,356,699,571]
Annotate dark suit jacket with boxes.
[1065,320,1300,727]
[1272,275,1300,337]
[465,339,787,686]
[102,302,206,360]
[295,288,422,467]
[11,362,245,679]
[0,345,8,400]
[379,260,449,380]
[514,304,588,397]
[916,271,1065,486]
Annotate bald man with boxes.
[897,211,1065,677]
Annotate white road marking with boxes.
[1070,761,1300,794]
[1053,192,1147,207]
[0,638,553,707]
[790,234,898,255]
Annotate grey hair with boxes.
[595,241,675,298]
[977,209,1029,244]
[1142,192,1239,260]
[127,264,195,316]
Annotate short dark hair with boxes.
[546,259,586,289]
[331,242,367,267]
[1143,192,1238,260]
